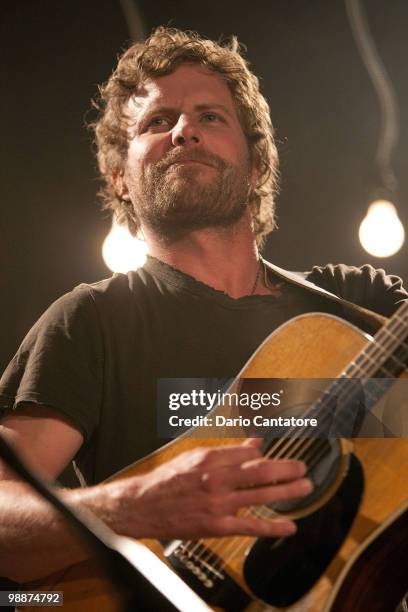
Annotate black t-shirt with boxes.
[0,257,406,485]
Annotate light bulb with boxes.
[102,219,148,273]
[359,199,405,257]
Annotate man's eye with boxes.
[146,117,170,130]
[202,113,221,123]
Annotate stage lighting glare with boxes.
[359,200,405,258]
[102,220,147,273]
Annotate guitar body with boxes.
[324,500,408,612]
[24,313,408,611]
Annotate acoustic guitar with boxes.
[23,304,408,611]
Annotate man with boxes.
[0,27,406,586]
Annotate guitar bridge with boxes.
[166,541,225,588]
[164,540,252,611]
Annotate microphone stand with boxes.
[0,432,210,612]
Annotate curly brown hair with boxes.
[93,26,279,245]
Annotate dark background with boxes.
[1,0,407,371]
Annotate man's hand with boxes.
[103,440,312,540]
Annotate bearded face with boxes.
[120,64,256,243]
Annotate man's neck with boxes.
[142,210,268,298]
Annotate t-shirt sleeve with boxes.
[305,263,408,317]
[0,286,103,441]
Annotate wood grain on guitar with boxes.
[20,310,408,612]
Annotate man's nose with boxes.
[171,115,200,147]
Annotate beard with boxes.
[125,149,252,244]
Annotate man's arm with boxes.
[0,405,312,584]
[0,405,88,582]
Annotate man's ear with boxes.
[111,171,131,201]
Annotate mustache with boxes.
[155,149,226,171]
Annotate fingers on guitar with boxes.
[201,457,307,492]
[213,515,298,538]
[237,457,307,487]
[194,444,262,469]
[229,477,313,509]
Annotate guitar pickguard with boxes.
[243,454,364,607]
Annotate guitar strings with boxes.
[177,302,408,575]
